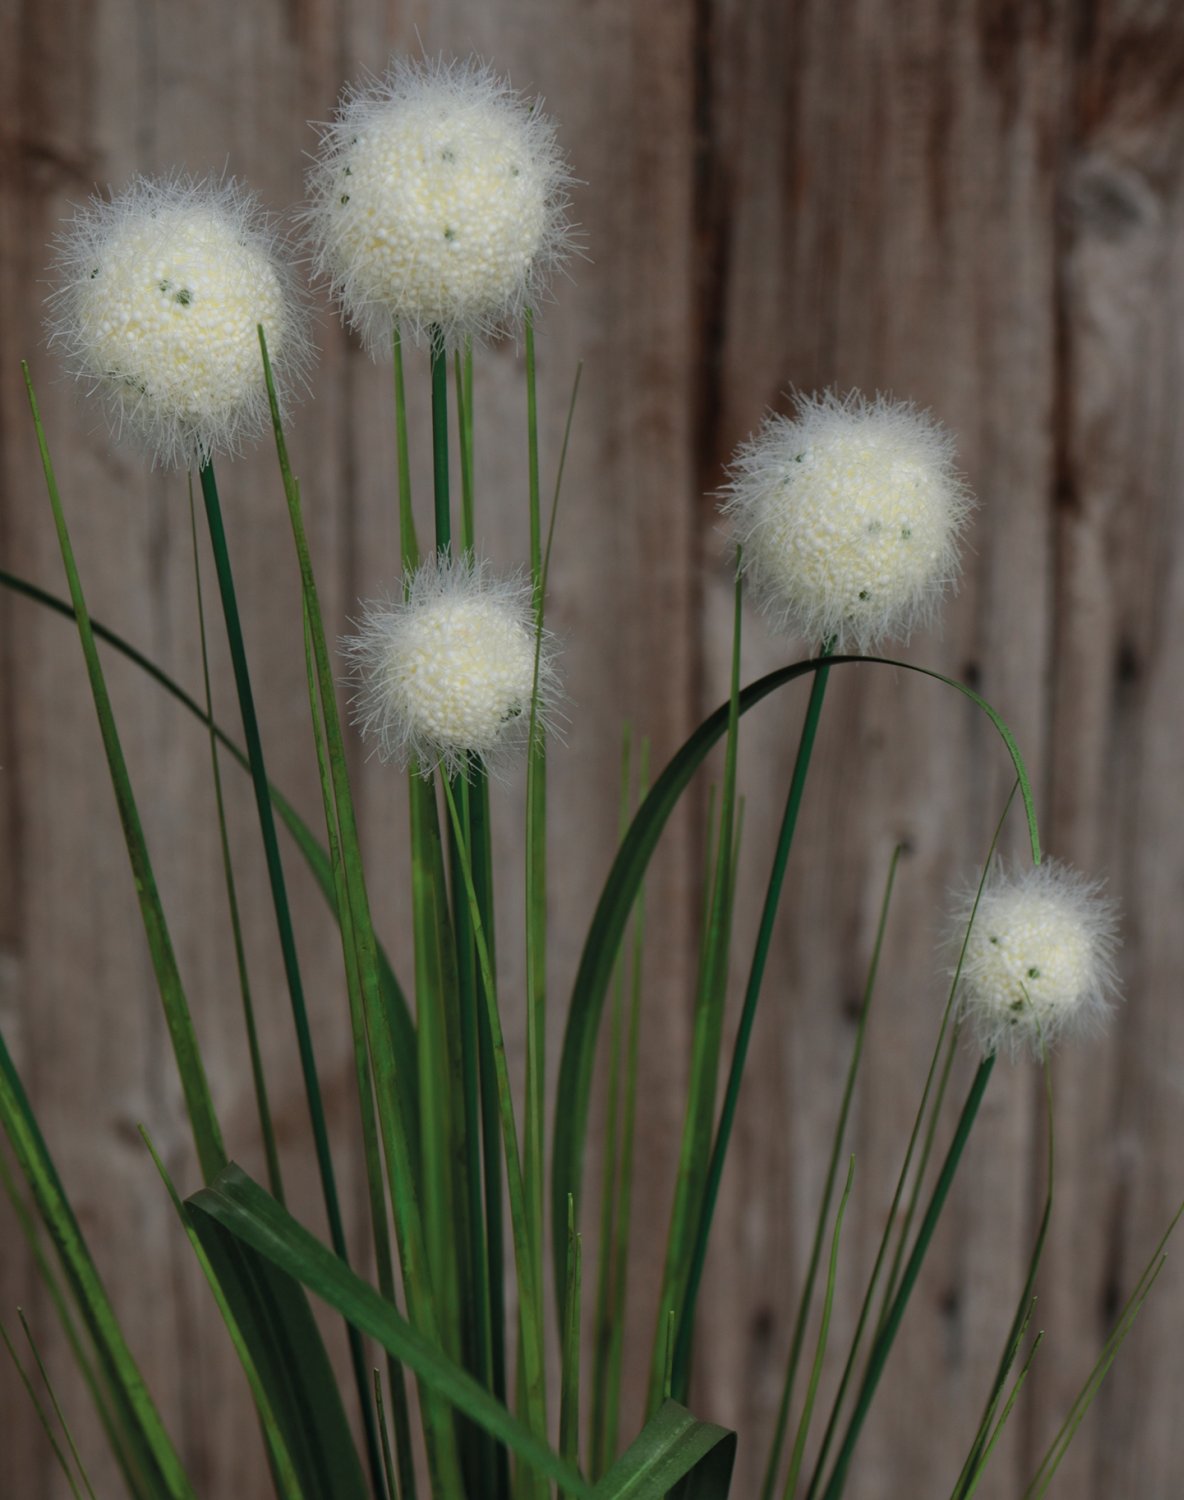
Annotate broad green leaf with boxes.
[592,1400,735,1499]
[185,1165,591,1498]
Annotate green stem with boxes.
[392,327,419,575]
[197,459,383,1497]
[430,325,450,553]
[671,648,831,1395]
[818,1055,997,1500]
[761,847,901,1499]
[188,485,284,1204]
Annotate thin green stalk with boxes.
[523,305,547,1388]
[1,1316,84,1500]
[430,325,451,552]
[1024,1196,1184,1498]
[18,1308,99,1500]
[818,1055,997,1500]
[560,1195,583,1469]
[302,605,416,1499]
[660,574,745,1409]
[591,728,640,1472]
[670,636,830,1407]
[198,458,383,1497]
[188,482,284,1203]
[374,1371,399,1500]
[440,777,549,1451]
[956,1315,1042,1499]
[260,330,462,1497]
[24,364,224,1187]
[455,342,475,552]
[953,1040,1055,1499]
[761,847,902,1500]
[805,787,1020,1500]
[392,327,419,574]
[782,1158,856,1500]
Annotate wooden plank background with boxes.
[2,2,1183,1496]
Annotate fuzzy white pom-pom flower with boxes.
[950,861,1120,1060]
[304,56,574,353]
[722,390,973,651]
[342,553,559,776]
[47,173,312,468]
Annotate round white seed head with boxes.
[342,553,559,777]
[304,56,575,354]
[949,861,1121,1060]
[47,173,312,469]
[722,390,974,651]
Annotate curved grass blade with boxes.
[552,655,1039,1291]
[23,364,225,1186]
[590,1400,736,1499]
[0,566,418,1146]
[187,1193,369,1500]
[17,1307,99,1500]
[956,1312,1042,1499]
[186,1164,592,1498]
[140,1128,307,1500]
[762,846,901,1499]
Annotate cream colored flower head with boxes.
[342,553,560,777]
[722,390,973,651]
[304,56,574,353]
[47,173,312,468]
[949,861,1120,1060]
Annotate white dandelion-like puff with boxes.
[722,389,974,652]
[46,172,312,469]
[949,860,1121,1060]
[342,553,560,777]
[304,55,575,354]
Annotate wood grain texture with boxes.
[1,2,1183,1498]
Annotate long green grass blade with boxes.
[0,565,418,1114]
[818,1056,996,1500]
[188,482,285,1203]
[23,364,225,1186]
[782,1156,855,1500]
[17,1308,99,1500]
[392,326,419,574]
[552,652,1039,1293]
[187,1164,591,1496]
[762,848,901,1499]
[140,1128,307,1500]
[0,1028,197,1498]
[590,1400,736,1499]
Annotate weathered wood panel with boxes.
[2,2,1183,1498]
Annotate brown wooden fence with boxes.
[2,3,1183,1496]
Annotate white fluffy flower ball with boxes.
[950,861,1120,1060]
[47,174,311,468]
[722,390,973,651]
[342,553,559,776]
[305,56,574,353]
